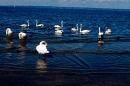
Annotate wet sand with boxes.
[0,73,130,86]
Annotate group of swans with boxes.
[6,28,27,40]
[6,28,49,58]
[20,20,44,28]
[54,21,64,35]
[98,27,112,44]
[71,24,91,34]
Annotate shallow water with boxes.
[0,6,130,76]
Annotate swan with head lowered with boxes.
[71,24,78,32]
[20,20,30,28]
[36,20,44,28]
[79,24,91,34]
[6,28,13,37]
[54,21,63,30]
[18,32,27,40]
[105,27,112,35]
[36,41,49,58]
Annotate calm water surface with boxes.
[0,6,130,76]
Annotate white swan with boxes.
[98,27,104,41]
[20,20,30,28]
[105,27,112,35]
[6,28,13,37]
[55,28,63,35]
[98,27,103,36]
[79,24,91,34]
[36,41,49,58]
[18,32,27,40]
[71,24,78,32]
[36,20,44,27]
[54,21,63,30]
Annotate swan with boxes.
[98,27,104,39]
[36,41,49,58]
[98,27,103,36]
[54,21,63,30]
[20,20,30,28]
[79,24,91,34]
[71,24,78,32]
[36,20,44,27]
[55,29,63,35]
[6,28,13,37]
[18,32,27,40]
[105,27,112,35]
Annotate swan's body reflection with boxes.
[19,42,27,50]
[36,58,48,73]
[6,37,13,49]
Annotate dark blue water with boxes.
[0,6,130,75]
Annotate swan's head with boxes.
[40,41,48,46]
[6,28,11,31]
[27,20,29,22]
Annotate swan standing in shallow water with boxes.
[20,20,30,28]
[6,28,13,37]
[71,24,78,32]
[36,41,49,58]
[79,24,91,34]
[98,27,103,38]
[36,20,44,27]
[98,27,104,44]
[18,32,27,40]
[105,27,112,35]
[54,21,63,30]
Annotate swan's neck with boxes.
[27,21,29,26]
[76,24,78,31]
[80,24,82,32]
[99,27,100,33]
[36,21,38,26]
[61,21,63,28]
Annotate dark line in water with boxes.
[0,49,130,54]
[0,70,130,76]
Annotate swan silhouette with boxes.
[20,20,30,28]
[36,20,44,27]
[36,41,49,58]
[6,28,13,37]
[79,24,91,34]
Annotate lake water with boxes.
[0,6,130,85]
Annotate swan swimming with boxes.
[105,27,112,35]
[36,41,49,58]
[79,24,91,34]
[18,32,27,40]
[71,24,78,32]
[55,28,63,35]
[98,27,103,40]
[20,20,30,28]
[6,28,13,37]
[36,20,44,27]
[98,27,103,37]
[54,21,63,30]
